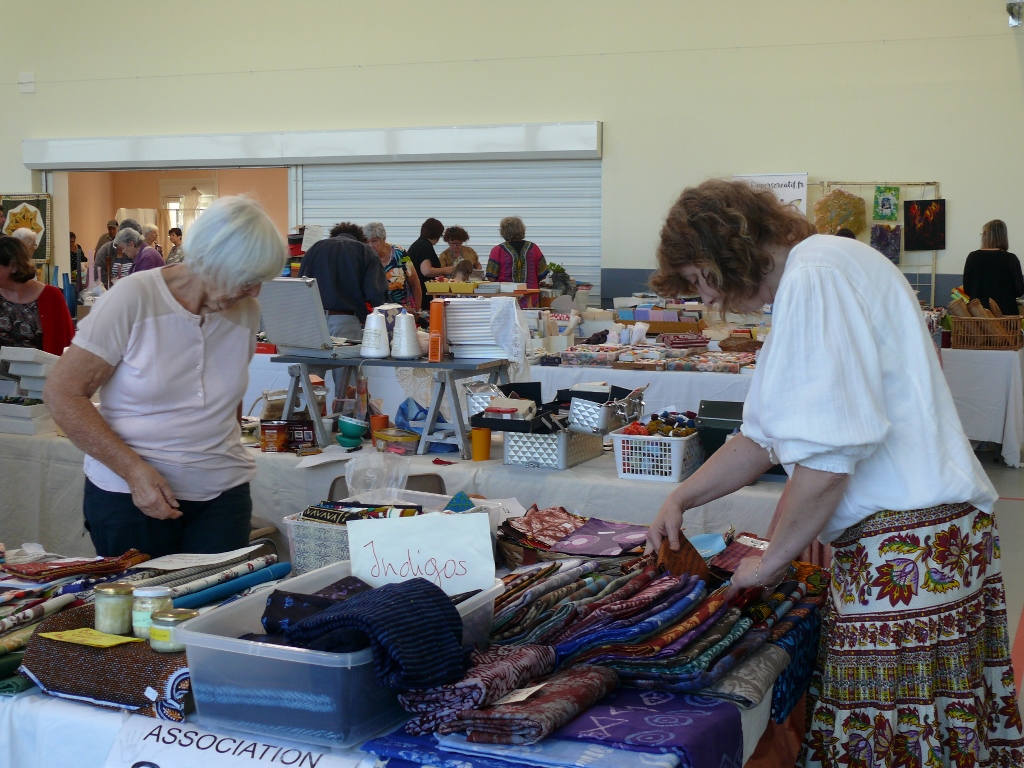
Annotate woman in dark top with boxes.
[963,219,1024,316]
[406,217,450,307]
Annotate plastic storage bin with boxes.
[178,560,503,748]
[609,426,704,482]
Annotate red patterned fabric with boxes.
[437,665,619,745]
[399,645,557,734]
[507,506,587,549]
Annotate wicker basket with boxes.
[950,316,1023,350]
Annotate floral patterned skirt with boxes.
[801,503,1024,767]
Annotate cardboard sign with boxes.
[142,546,261,571]
[347,513,494,595]
[299,224,326,253]
[101,715,361,768]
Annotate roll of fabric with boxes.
[285,578,465,690]
[167,555,278,599]
[437,665,619,745]
[0,594,79,635]
[172,562,292,609]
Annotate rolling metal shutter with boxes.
[297,159,602,301]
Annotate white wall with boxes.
[1,1,1022,276]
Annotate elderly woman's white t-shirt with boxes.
[73,269,258,501]
[741,235,997,543]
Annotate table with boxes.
[531,365,754,414]
[273,355,510,457]
[942,347,1024,467]
[0,684,772,768]
[0,432,784,559]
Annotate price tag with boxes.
[101,715,363,768]
[489,682,547,707]
[39,628,144,648]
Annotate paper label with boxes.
[100,714,355,768]
[299,224,325,253]
[347,513,494,596]
[148,627,172,643]
[736,535,769,550]
[490,682,547,707]
[38,628,144,648]
[132,610,153,632]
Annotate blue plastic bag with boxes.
[394,397,459,453]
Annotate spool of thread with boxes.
[429,299,446,362]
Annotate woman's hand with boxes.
[126,463,182,520]
[645,491,687,554]
[725,555,788,601]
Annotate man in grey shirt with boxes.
[298,221,387,341]
[94,218,142,287]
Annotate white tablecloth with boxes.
[0,685,771,768]
[942,347,1024,467]
[0,432,783,558]
[530,365,754,414]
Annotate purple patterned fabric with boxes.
[553,687,742,768]
[549,519,649,556]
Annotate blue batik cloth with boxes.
[770,606,822,723]
[286,577,465,690]
[363,726,529,768]
[436,732,680,768]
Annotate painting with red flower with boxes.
[904,199,945,251]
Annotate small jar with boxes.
[93,582,134,635]
[148,609,199,653]
[132,586,174,639]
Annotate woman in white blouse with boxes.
[45,197,287,558]
[646,180,1023,767]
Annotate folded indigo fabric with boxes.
[364,725,527,768]
[437,665,619,745]
[400,644,557,734]
[554,688,742,768]
[436,732,680,768]
[261,590,340,635]
[285,577,465,690]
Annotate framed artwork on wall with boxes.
[904,199,945,251]
[1,194,52,267]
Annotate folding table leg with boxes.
[445,371,469,459]
[282,365,301,420]
[299,364,331,448]
[417,374,446,455]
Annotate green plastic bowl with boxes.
[337,416,369,438]
[336,434,364,448]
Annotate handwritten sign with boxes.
[100,714,361,768]
[347,513,494,595]
[299,224,326,253]
[39,628,144,648]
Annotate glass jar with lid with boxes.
[132,586,174,639]
[148,609,199,653]
[94,582,134,635]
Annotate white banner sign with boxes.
[734,173,808,214]
[101,715,363,768]
[347,513,494,595]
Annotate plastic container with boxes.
[177,560,503,747]
[609,425,704,482]
[425,281,451,293]
[373,427,420,455]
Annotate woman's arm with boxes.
[43,346,182,519]
[419,259,454,278]
[405,261,422,311]
[728,465,848,595]
[645,434,774,553]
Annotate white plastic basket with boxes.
[609,426,704,482]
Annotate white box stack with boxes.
[0,347,58,434]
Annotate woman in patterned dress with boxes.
[646,179,1024,767]
[485,216,549,289]
[364,221,421,312]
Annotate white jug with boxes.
[391,310,421,359]
[360,308,391,358]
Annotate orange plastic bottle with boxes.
[428,298,446,362]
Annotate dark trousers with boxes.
[83,479,252,558]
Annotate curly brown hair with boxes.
[330,222,366,242]
[650,179,815,314]
[443,226,469,243]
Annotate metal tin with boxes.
[260,420,290,452]
[503,430,603,470]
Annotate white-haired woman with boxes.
[114,227,164,274]
[363,221,421,311]
[142,223,163,255]
[46,196,287,557]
